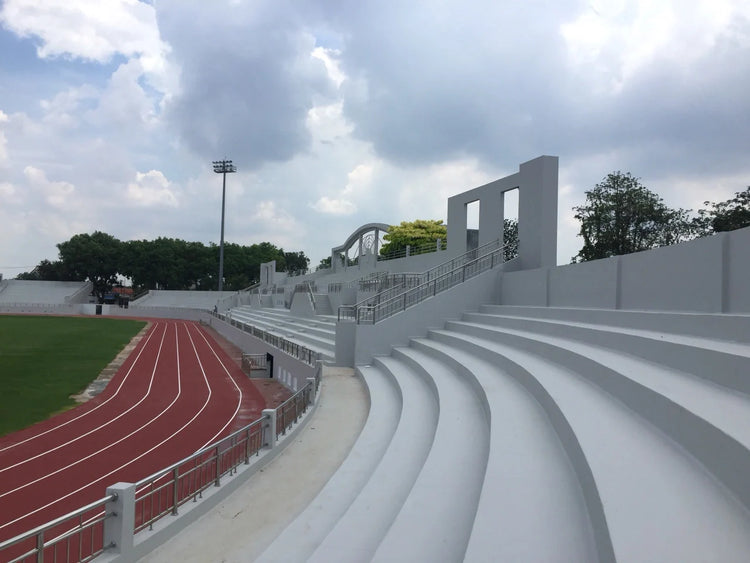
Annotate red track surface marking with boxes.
[0,319,266,544]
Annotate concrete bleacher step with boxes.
[312,293,334,315]
[256,365,402,562]
[306,355,439,562]
[467,308,750,394]
[252,302,750,562]
[370,346,489,563]
[408,337,604,562]
[479,304,750,343]
[429,320,750,561]
[452,315,750,452]
[234,307,336,336]
[237,305,337,326]
[229,308,336,360]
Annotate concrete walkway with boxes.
[138,367,368,563]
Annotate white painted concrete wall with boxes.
[209,316,315,392]
[352,268,502,365]
[500,227,750,313]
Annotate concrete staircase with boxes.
[229,306,336,362]
[258,305,750,562]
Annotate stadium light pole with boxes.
[213,159,237,293]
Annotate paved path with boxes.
[139,366,368,563]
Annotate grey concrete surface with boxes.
[137,367,368,563]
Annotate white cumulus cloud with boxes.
[24,165,75,208]
[0,0,167,63]
[311,196,357,215]
[126,170,178,207]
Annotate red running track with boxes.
[0,319,266,544]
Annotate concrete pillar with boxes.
[262,408,277,449]
[104,482,135,555]
[518,155,559,270]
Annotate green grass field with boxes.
[0,316,146,437]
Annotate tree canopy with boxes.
[57,232,122,302]
[17,232,308,299]
[378,218,519,260]
[380,219,448,256]
[696,186,750,234]
[572,172,697,262]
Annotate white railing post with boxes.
[263,409,277,448]
[104,483,135,556]
[307,377,317,405]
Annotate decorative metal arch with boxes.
[331,223,390,267]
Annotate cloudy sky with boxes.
[1,0,748,279]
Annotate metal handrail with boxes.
[134,416,268,533]
[351,242,507,324]
[339,239,503,321]
[1,351,319,563]
[294,282,317,311]
[215,311,323,366]
[0,494,116,563]
[242,353,267,371]
[275,381,315,438]
[133,379,315,533]
[377,239,446,262]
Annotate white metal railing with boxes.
[216,311,323,366]
[0,495,116,562]
[242,353,267,372]
[294,282,317,311]
[339,239,504,322]
[0,376,319,563]
[377,239,446,262]
[134,417,267,533]
[339,240,506,324]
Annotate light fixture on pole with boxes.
[212,159,237,293]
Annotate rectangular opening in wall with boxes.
[503,188,519,260]
[466,199,480,251]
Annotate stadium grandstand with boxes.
[2,155,749,562]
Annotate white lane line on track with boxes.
[0,323,169,473]
[0,321,217,532]
[192,324,244,451]
[0,321,162,455]
[0,323,178,501]
[133,322,239,496]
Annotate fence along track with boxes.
[0,375,319,563]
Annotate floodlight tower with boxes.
[213,159,237,293]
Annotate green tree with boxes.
[379,218,518,259]
[317,256,332,270]
[503,218,518,261]
[380,219,447,256]
[57,232,122,302]
[572,172,694,262]
[282,251,310,274]
[27,234,305,294]
[696,186,750,234]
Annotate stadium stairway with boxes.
[257,305,750,562]
[229,306,336,362]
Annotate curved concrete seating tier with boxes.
[0,280,91,304]
[131,290,235,309]
[228,306,336,362]
[259,304,750,562]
